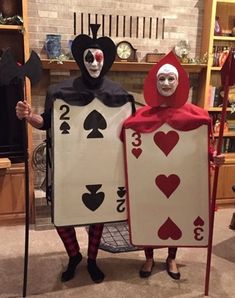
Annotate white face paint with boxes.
[83,48,104,78]
[156,64,179,97]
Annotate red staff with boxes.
[205,48,235,296]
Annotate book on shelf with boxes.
[212,46,230,67]
[214,87,221,107]
[214,137,235,153]
[228,120,235,131]
[207,86,221,107]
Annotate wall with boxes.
[27,0,205,188]
[28,0,204,60]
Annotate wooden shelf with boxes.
[217,0,235,4]
[0,158,11,169]
[214,131,235,137]
[41,59,207,73]
[211,66,221,71]
[200,0,235,206]
[0,24,23,30]
[213,36,235,41]
[224,152,235,163]
[208,107,233,112]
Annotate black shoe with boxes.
[139,261,155,278]
[229,212,235,230]
[61,252,83,282]
[166,258,180,280]
[87,259,105,283]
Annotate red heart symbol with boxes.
[155,174,180,198]
[193,216,205,226]
[158,217,182,240]
[132,148,142,159]
[153,131,179,156]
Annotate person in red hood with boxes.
[123,51,224,280]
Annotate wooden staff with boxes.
[162,18,165,39]
[123,15,126,37]
[143,16,145,38]
[136,16,139,38]
[22,81,30,297]
[116,15,119,37]
[156,17,158,39]
[149,17,152,39]
[73,12,76,35]
[109,15,112,37]
[88,13,91,35]
[0,49,42,297]
[81,13,84,34]
[130,16,132,38]
[102,14,105,36]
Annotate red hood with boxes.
[122,103,211,134]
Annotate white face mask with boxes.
[83,48,104,78]
[156,64,179,97]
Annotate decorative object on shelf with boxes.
[145,52,165,63]
[221,47,230,67]
[0,13,23,25]
[214,16,222,36]
[201,52,208,64]
[47,40,74,63]
[116,40,137,62]
[45,34,62,59]
[221,29,231,37]
[220,86,235,113]
[192,53,208,65]
[174,40,191,63]
[66,39,74,60]
[213,46,230,67]
[214,119,228,134]
[47,54,68,65]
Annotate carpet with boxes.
[0,208,234,298]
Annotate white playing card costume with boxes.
[53,98,132,226]
[124,123,210,246]
[123,52,212,247]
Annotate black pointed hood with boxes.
[71,24,116,88]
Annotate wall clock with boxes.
[116,41,137,62]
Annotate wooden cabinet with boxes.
[0,162,25,223]
[201,0,235,206]
[0,0,34,224]
[211,154,235,207]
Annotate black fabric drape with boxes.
[0,79,24,160]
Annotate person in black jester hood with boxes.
[16,24,135,284]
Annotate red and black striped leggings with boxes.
[56,224,104,260]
